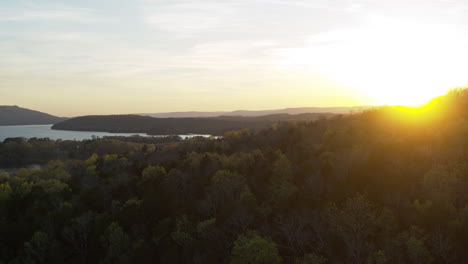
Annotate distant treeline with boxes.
[2,89,468,263]
[51,113,334,136]
[0,136,187,168]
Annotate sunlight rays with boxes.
[273,17,468,106]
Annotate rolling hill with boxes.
[0,106,66,126]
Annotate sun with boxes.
[273,17,468,106]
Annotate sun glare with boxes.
[273,17,468,106]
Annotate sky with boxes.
[1,0,468,116]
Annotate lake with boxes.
[0,125,209,141]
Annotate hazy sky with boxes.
[1,0,468,116]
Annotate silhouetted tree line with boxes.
[51,113,333,136]
[1,89,468,263]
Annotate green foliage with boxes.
[211,170,245,200]
[398,226,433,264]
[37,179,69,195]
[0,182,12,204]
[100,222,129,264]
[230,231,281,264]
[267,151,297,208]
[63,211,96,263]
[84,153,99,167]
[0,172,10,182]
[405,236,433,264]
[3,89,468,263]
[327,195,380,263]
[184,152,203,170]
[239,184,257,207]
[42,160,71,182]
[23,231,51,264]
[141,165,167,182]
[171,215,196,247]
[196,218,216,235]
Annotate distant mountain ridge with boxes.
[139,106,371,118]
[0,106,66,126]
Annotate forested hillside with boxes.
[51,113,333,136]
[1,89,468,263]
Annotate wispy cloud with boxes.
[140,0,363,42]
[0,3,102,23]
[142,2,249,38]
[254,0,363,12]
[2,0,468,114]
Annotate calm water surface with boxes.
[0,125,209,141]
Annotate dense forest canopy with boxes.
[1,89,468,263]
